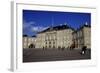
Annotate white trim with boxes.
[11,1,17,71]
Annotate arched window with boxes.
[29,44,35,48]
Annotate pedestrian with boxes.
[81,46,87,55]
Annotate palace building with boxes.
[23,23,91,50]
[23,35,36,49]
[35,24,74,49]
[72,24,91,49]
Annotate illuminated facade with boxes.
[23,24,91,49]
[23,35,36,49]
[72,24,91,49]
[35,25,73,49]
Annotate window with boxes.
[45,42,47,44]
[53,45,55,48]
[49,45,51,48]
[45,46,47,48]
[49,41,51,44]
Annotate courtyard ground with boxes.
[23,48,91,62]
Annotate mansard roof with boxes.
[38,25,74,33]
[23,34,28,37]
[84,24,91,27]
[79,24,91,30]
[31,35,37,37]
[72,24,91,34]
[23,34,37,38]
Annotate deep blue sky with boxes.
[23,10,91,36]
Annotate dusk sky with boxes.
[23,10,91,36]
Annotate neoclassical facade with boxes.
[72,24,91,49]
[23,23,91,49]
[35,25,73,49]
[23,35,36,49]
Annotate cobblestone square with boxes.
[23,49,91,62]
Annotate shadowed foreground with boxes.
[23,49,91,62]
